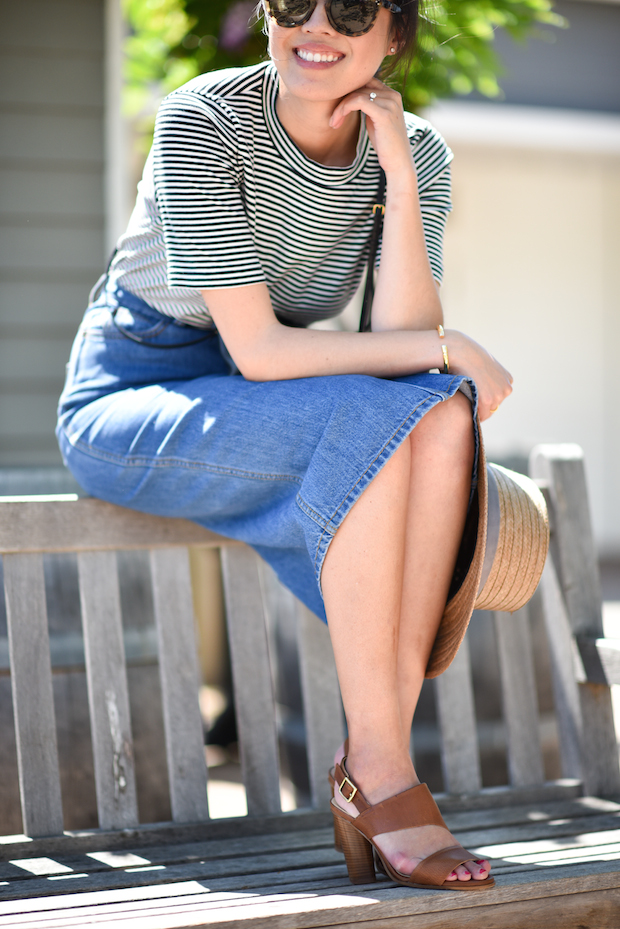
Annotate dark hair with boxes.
[254,1,420,81]
[382,0,419,82]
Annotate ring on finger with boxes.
[369,92,377,102]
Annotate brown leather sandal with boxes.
[331,758,495,890]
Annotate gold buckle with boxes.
[372,203,385,215]
[338,775,358,803]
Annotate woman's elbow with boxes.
[231,332,286,381]
[234,351,279,382]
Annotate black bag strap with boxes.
[359,169,386,333]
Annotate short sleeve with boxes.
[153,89,265,290]
[409,121,453,285]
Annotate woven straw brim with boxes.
[425,433,488,679]
[474,464,549,613]
[425,432,550,680]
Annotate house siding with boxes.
[0,0,105,465]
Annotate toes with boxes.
[455,865,472,881]
[469,859,490,880]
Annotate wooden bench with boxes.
[0,444,619,928]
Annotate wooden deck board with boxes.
[0,860,618,929]
[0,784,594,864]
[2,799,620,879]
[0,783,587,869]
[2,798,619,874]
[0,798,619,929]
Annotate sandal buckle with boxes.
[338,775,358,803]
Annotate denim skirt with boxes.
[57,285,478,622]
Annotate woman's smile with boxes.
[268,2,394,103]
[294,43,345,66]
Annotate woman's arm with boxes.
[203,80,511,419]
[202,282,442,380]
[202,283,512,420]
[329,79,444,333]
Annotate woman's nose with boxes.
[302,0,335,33]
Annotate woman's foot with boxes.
[332,743,491,883]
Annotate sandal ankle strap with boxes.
[333,759,449,837]
[334,758,370,814]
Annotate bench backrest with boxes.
[0,445,617,840]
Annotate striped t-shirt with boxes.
[109,61,453,329]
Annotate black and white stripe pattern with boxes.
[110,62,453,328]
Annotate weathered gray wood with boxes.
[296,603,345,810]
[434,634,482,794]
[52,670,98,831]
[531,446,620,795]
[0,859,619,928]
[126,665,172,826]
[149,548,209,823]
[578,681,620,796]
[0,784,589,862]
[3,553,64,837]
[77,551,138,830]
[537,558,584,781]
[493,606,545,787]
[575,635,620,686]
[529,446,602,637]
[0,498,236,554]
[3,797,616,879]
[220,547,281,816]
[2,795,613,874]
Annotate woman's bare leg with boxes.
[322,393,489,880]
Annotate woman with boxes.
[57,0,512,890]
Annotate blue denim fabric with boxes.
[57,286,478,622]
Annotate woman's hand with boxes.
[446,330,513,421]
[331,78,442,331]
[329,78,414,179]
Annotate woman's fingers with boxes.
[479,371,513,421]
[329,81,414,175]
[446,330,512,422]
[330,81,394,125]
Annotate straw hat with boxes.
[425,425,550,679]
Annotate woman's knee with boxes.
[410,391,474,459]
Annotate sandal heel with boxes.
[335,814,376,884]
[333,809,344,853]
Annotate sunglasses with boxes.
[264,0,402,37]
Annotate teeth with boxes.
[297,48,340,63]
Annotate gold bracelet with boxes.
[437,325,449,373]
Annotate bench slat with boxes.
[221,547,281,816]
[0,499,233,555]
[576,636,620,686]
[78,552,139,830]
[494,606,545,787]
[3,554,64,837]
[297,603,345,810]
[434,633,482,794]
[538,561,584,781]
[531,447,620,796]
[150,548,209,823]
